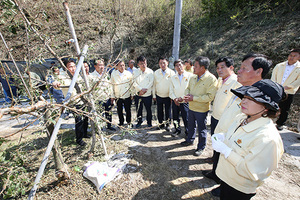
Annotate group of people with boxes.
[2,47,298,199]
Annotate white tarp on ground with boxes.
[83,153,132,193]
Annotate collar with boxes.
[160,68,169,74]
[240,117,272,133]
[287,60,300,67]
[223,74,237,85]
[197,71,207,80]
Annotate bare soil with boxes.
[1,102,299,200]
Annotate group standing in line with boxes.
[4,48,298,200]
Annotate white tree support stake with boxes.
[28,45,88,200]
[63,1,108,157]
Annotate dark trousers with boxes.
[276,94,294,126]
[172,101,189,133]
[186,110,208,150]
[220,181,256,200]
[4,86,17,101]
[116,97,132,125]
[134,95,139,111]
[99,99,113,128]
[52,88,64,103]
[210,116,220,177]
[136,95,152,125]
[156,95,171,125]
[74,105,88,143]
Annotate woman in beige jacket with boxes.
[212,79,285,200]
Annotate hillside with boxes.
[1,1,300,199]
[1,0,299,70]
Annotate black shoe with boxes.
[107,126,116,131]
[77,140,86,146]
[180,141,193,146]
[156,124,165,130]
[211,186,221,197]
[171,130,181,137]
[118,123,124,126]
[165,125,171,132]
[147,124,152,127]
[202,170,220,184]
[276,125,284,131]
[83,134,91,138]
[136,123,142,128]
[193,149,203,156]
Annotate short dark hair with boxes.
[129,60,135,64]
[184,59,192,66]
[290,48,300,54]
[158,56,168,62]
[83,60,89,67]
[62,58,76,67]
[113,59,121,66]
[174,59,183,67]
[242,53,271,78]
[137,55,146,63]
[52,66,59,72]
[94,59,104,65]
[252,57,272,78]
[242,53,267,62]
[195,56,210,69]
[215,57,234,68]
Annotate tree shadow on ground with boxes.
[111,127,220,200]
[279,130,300,157]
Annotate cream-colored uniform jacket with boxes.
[185,71,218,112]
[216,114,284,194]
[271,60,300,94]
[214,95,243,134]
[212,74,241,120]
[110,70,133,99]
[169,71,193,100]
[184,66,194,73]
[55,74,80,99]
[133,67,154,97]
[89,71,112,101]
[153,68,175,98]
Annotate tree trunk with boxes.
[45,110,69,179]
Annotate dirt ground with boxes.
[0,98,300,200]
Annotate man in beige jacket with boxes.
[202,56,241,183]
[169,59,193,136]
[153,56,175,131]
[90,59,116,131]
[181,56,218,156]
[133,56,154,128]
[271,48,300,130]
[111,60,133,127]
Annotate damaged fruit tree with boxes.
[0,0,133,199]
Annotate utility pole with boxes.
[170,0,182,69]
